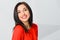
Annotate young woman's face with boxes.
[17,4,30,22]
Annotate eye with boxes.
[24,8,27,11]
[17,11,21,13]
[18,11,20,13]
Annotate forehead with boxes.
[17,4,27,10]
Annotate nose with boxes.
[22,11,25,15]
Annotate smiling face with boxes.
[17,4,30,23]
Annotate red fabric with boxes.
[12,23,38,40]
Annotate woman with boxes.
[12,2,38,40]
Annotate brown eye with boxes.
[25,9,27,11]
[17,11,21,13]
[18,12,20,13]
[24,8,27,11]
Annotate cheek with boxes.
[26,11,30,18]
[27,13,30,20]
[18,13,22,19]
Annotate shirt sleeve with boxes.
[12,25,23,40]
[32,23,38,40]
[33,24,38,37]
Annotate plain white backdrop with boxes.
[0,0,60,40]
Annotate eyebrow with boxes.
[17,6,27,11]
[23,7,27,10]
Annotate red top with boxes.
[12,23,38,40]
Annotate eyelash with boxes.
[17,9,27,13]
[24,9,27,11]
[18,12,21,13]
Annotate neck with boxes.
[23,21,29,25]
[22,21,30,30]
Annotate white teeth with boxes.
[22,15,27,19]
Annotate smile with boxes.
[21,15,27,19]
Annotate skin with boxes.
[17,4,30,30]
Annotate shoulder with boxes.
[32,23,38,27]
[12,25,24,40]
[13,25,24,33]
[32,23,38,29]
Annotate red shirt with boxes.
[12,23,38,40]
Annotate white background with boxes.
[0,0,60,40]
